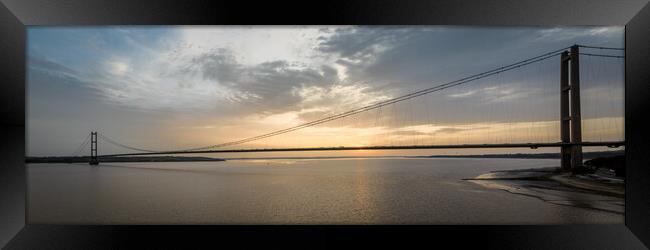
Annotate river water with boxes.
[27,158,623,224]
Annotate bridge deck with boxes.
[99,141,625,157]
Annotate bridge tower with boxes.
[560,45,583,170]
[89,131,99,165]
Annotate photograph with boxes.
[2,0,650,249]
[26,26,625,224]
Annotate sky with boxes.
[26,26,625,157]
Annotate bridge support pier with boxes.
[559,45,583,171]
[569,45,583,170]
[89,131,99,165]
[560,51,571,170]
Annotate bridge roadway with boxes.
[99,141,625,158]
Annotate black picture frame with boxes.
[1,0,649,248]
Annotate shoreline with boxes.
[25,156,226,164]
[465,166,624,214]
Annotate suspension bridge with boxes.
[70,45,625,170]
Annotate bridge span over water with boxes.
[68,45,624,170]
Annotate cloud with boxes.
[448,90,477,98]
[317,26,419,60]
[171,47,396,118]
[535,27,623,42]
[479,83,543,103]
[180,49,338,112]
[28,30,398,126]
[433,127,489,135]
[391,130,430,136]
[30,26,624,122]
[29,57,79,78]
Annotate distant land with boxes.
[416,150,624,159]
[26,150,624,163]
[26,156,225,163]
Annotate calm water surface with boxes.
[28,158,623,224]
